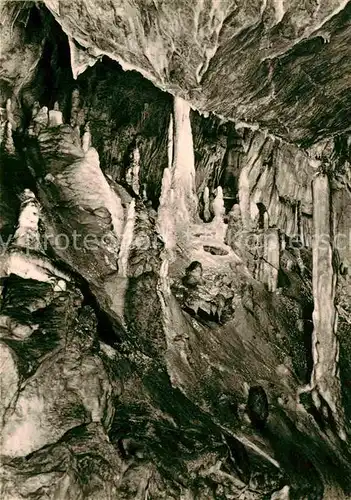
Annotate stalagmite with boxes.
[5,98,14,126]
[82,122,92,152]
[212,186,225,217]
[0,107,5,145]
[263,211,269,231]
[27,101,39,136]
[203,186,211,222]
[1,189,71,286]
[157,113,175,251]
[33,106,49,135]
[71,88,80,127]
[4,121,15,155]
[131,145,140,195]
[254,206,280,291]
[5,98,12,116]
[118,199,136,277]
[310,172,345,439]
[212,186,226,242]
[125,164,133,187]
[32,101,40,118]
[48,101,63,127]
[3,99,15,153]
[125,145,141,195]
[13,189,41,251]
[157,96,199,259]
[225,204,243,247]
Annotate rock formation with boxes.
[0,2,351,499]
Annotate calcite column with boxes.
[310,172,345,438]
[211,186,226,242]
[157,97,198,251]
[171,96,198,223]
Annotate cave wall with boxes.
[1,4,351,500]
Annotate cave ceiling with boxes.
[41,0,351,146]
[1,0,351,146]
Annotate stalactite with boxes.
[68,36,99,80]
[157,97,198,252]
[161,110,176,251]
[310,172,345,440]
[118,199,136,277]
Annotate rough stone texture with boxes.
[1,423,123,500]
[42,0,351,144]
[1,4,351,499]
[0,273,115,458]
[0,4,44,106]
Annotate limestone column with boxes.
[171,96,198,223]
[310,171,345,439]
